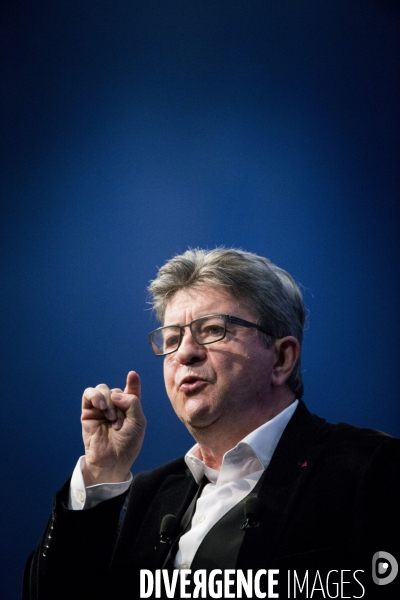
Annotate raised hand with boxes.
[81,371,146,485]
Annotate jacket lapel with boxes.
[237,401,329,569]
[111,461,198,574]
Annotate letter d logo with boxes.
[372,551,398,585]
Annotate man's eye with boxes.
[164,334,180,348]
[203,325,224,336]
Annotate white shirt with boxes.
[69,400,298,566]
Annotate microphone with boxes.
[159,514,178,544]
[240,496,263,530]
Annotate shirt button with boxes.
[221,480,230,485]
[181,563,190,570]
[76,491,85,502]
[196,514,206,523]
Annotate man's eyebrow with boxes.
[163,313,221,326]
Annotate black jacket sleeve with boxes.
[23,479,128,600]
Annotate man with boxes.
[24,248,400,599]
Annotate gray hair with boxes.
[148,248,305,398]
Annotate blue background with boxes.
[1,1,399,597]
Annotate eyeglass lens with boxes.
[151,315,227,355]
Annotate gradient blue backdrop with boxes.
[1,1,399,597]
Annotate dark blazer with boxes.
[24,401,400,599]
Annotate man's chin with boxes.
[174,396,220,430]
[180,408,220,431]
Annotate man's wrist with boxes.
[82,459,131,486]
[69,456,132,510]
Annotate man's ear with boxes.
[271,336,301,387]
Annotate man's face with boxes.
[163,285,277,435]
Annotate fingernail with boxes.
[99,399,107,410]
[108,407,117,421]
[111,392,122,402]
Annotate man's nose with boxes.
[174,327,207,364]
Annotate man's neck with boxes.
[190,394,296,471]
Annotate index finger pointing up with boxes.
[124,371,141,398]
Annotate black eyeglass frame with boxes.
[148,313,274,356]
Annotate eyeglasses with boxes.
[148,314,273,356]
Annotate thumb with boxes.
[124,370,141,398]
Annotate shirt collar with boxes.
[185,400,298,485]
